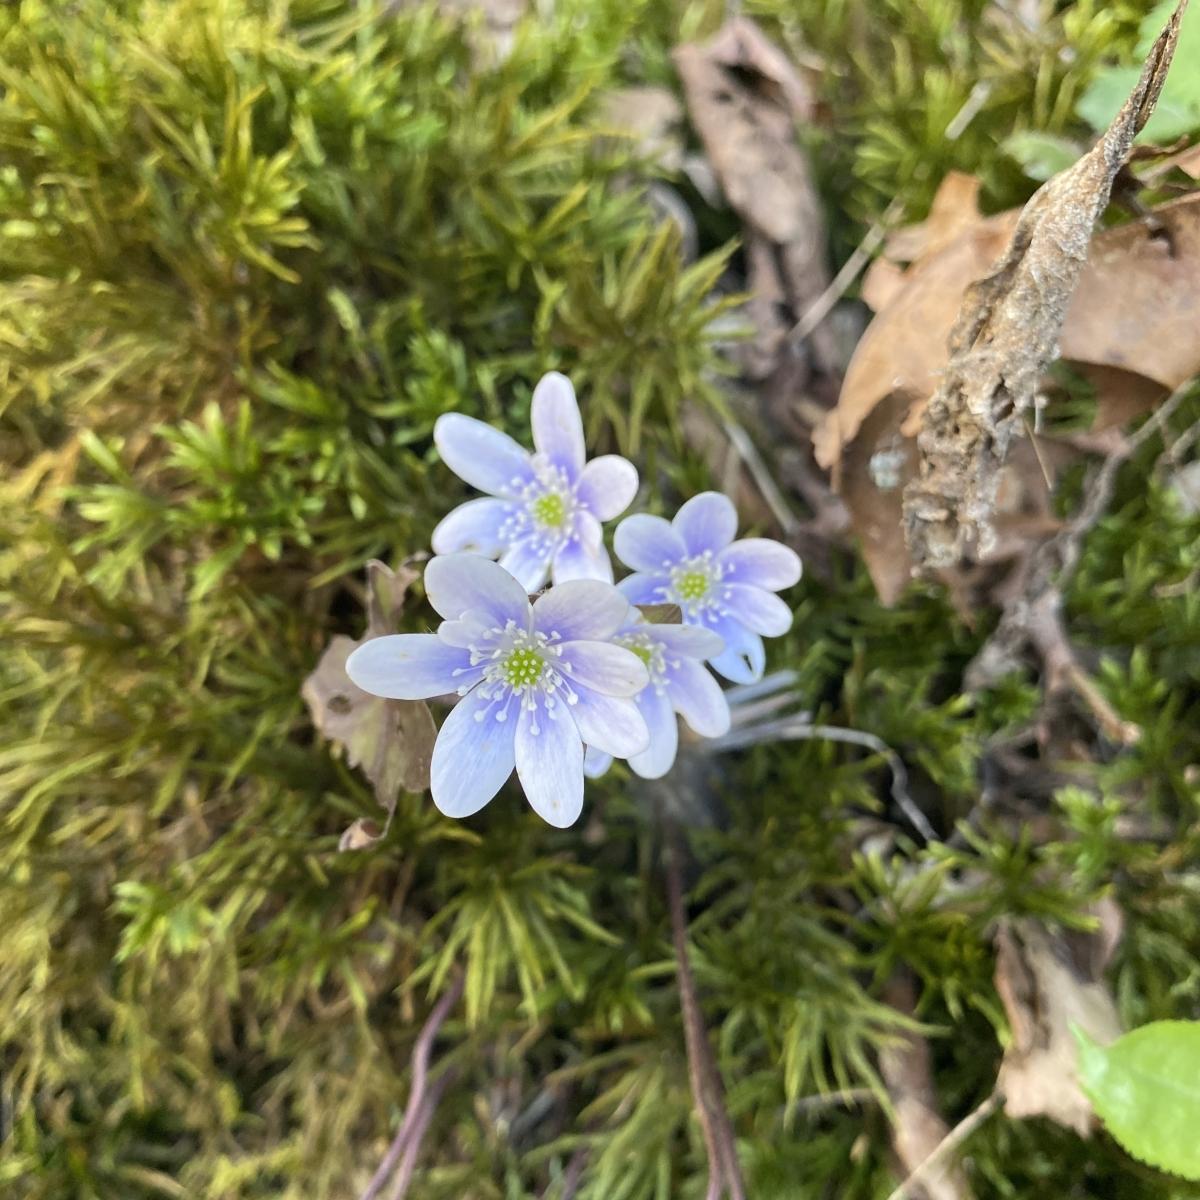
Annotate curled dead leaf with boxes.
[994,908,1124,1136]
[338,817,384,852]
[821,190,1200,603]
[901,0,1189,572]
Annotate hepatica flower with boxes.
[345,555,651,827]
[614,492,802,685]
[584,613,731,780]
[431,372,639,591]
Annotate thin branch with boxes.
[664,820,747,1200]
[788,197,904,342]
[360,974,464,1200]
[707,719,938,843]
[883,1091,1004,1200]
[388,1068,456,1200]
[721,414,801,536]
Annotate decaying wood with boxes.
[879,972,973,1200]
[901,0,1189,573]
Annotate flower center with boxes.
[674,570,710,601]
[503,646,546,688]
[531,491,567,528]
[616,632,667,689]
[667,554,726,617]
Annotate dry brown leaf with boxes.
[674,17,834,379]
[338,817,384,852]
[994,908,1124,1136]
[820,190,1200,603]
[302,558,436,841]
[901,0,1189,573]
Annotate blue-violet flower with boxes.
[346,554,650,827]
[583,612,731,780]
[614,492,801,684]
[431,372,639,591]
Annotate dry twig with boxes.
[663,820,747,1200]
[360,974,464,1200]
[883,1091,1004,1200]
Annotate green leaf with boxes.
[1077,1,1200,142]
[1074,1021,1200,1180]
[1001,131,1082,182]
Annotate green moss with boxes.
[2,2,1198,1198]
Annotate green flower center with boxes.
[675,570,710,602]
[531,492,567,528]
[628,643,655,668]
[503,647,546,688]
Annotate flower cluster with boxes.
[347,373,801,825]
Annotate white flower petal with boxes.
[430,688,517,818]
[424,553,531,625]
[614,514,686,573]
[666,659,731,738]
[531,372,585,478]
[434,413,533,498]
[346,635,478,700]
[570,686,649,758]
[617,573,670,605]
[558,641,648,697]
[499,538,552,592]
[703,613,765,684]
[431,497,514,556]
[628,686,679,779]
[577,455,639,521]
[717,537,802,591]
[515,701,584,827]
[583,746,614,779]
[650,623,724,659]
[673,492,738,555]
[533,580,630,642]
[552,535,613,584]
[725,583,793,636]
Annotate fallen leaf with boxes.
[338,817,384,852]
[994,910,1124,1136]
[302,635,437,803]
[674,17,834,380]
[636,603,684,625]
[302,557,436,827]
[901,1,1188,573]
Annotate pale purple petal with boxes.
[673,492,738,556]
[724,583,793,637]
[346,634,479,700]
[577,455,639,521]
[614,514,686,572]
[650,623,724,659]
[666,659,731,738]
[431,498,514,556]
[424,553,531,625]
[703,613,765,684]
[515,702,584,827]
[570,686,650,758]
[583,746,614,779]
[499,538,552,592]
[430,687,517,818]
[558,641,648,697]
[628,686,678,780]
[531,372,585,478]
[717,538,802,591]
[552,535,613,584]
[533,580,629,642]
[434,414,533,498]
[617,573,670,605]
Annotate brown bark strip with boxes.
[902,0,1189,574]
